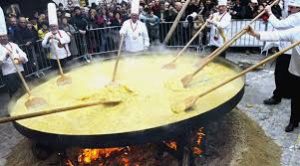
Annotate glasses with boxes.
[19,22,26,24]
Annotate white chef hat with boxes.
[0,7,7,36]
[218,0,227,6]
[48,3,58,25]
[131,0,140,14]
[289,0,300,7]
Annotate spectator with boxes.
[60,16,78,56]
[37,13,47,29]
[112,12,123,26]
[144,10,160,43]
[186,0,200,16]
[26,22,38,41]
[7,17,18,42]
[87,8,99,29]
[151,0,161,17]
[107,11,115,27]
[70,6,88,31]
[230,1,242,18]
[96,8,108,28]
[14,17,36,45]
[38,23,49,39]
[29,18,39,31]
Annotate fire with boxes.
[163,141,178,151]
[192,127,205,156]
[65,128,205,165]
[77,147,127,165]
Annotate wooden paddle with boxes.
[172,40,300,113]
[181,0,280,87]
[162,21,208,69]
[163,0,191,45]
[51,38,72,86]
[0,99,122,124]
[112,35,125,82]
[4,47,47,110]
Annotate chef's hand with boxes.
[207,19,213,24]
[246,26,260,39]
[13,58,20,65]
[264,5,273,16]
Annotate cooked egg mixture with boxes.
[10,52,244,135]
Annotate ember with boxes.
[65,128,205,165]
[163,141,178,151]
[192,127,206,156]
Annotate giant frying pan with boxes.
[9,51,244,149]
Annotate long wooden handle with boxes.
[52,39,64,76]
[163,0,191,45]
[194,40,300,101]
[0,100,120,124]
[171,21,208,63]
[192,29,247,76]
[7,51,31,96]
[192,0,279,76]
[112,35,125,82]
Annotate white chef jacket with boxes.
[268,12,300,54]
[42,30,71,60]
[0,42,28,75]
[259,27,300,76]
[208,12,231,47]
[119,19,150,53]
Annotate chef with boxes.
[119,0,150,53]
[263,0,300,105]
[0,7,28,98]
[247,25,300,132]
[42,3,71,69]
[207,0,231,58]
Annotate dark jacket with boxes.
[14,26,37,45]
[70,15,88,31]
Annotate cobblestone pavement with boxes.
[0,52,299,166]
[228,53,300,166]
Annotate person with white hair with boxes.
[263,0,300,105]
[0,7,28,98]
[207,0,231,58]
[120,0,150,52]
[42,3,71,69]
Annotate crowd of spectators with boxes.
[4,0,283,47]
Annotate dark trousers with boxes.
[273,54,292,99]
[3,72,24,98]
[210,46,226,58]
[289,73,300,125]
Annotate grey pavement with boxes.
[0,52,299,165]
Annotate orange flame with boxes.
[163,141,178,151]
[192,127,205,156]
[78,147,125,164]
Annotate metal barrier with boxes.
[0,19,274,91]
[228,19,268,47]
